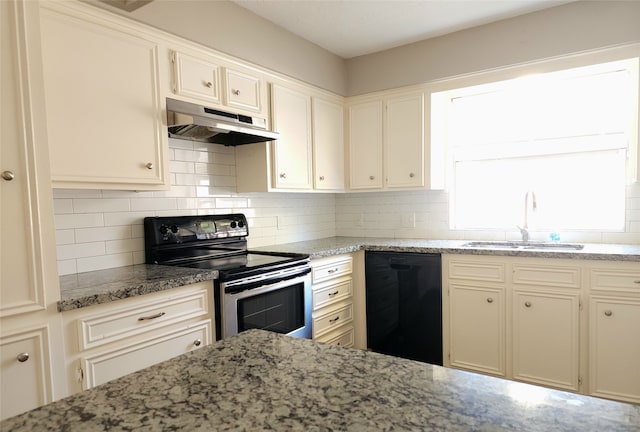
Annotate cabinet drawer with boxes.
[315,325,354,348]
[78,289,209,351]
[172,51,221,104]
[590,269,640,294]
[82,320,210,389]
[313,277,352,310]
[512,264,581,289]
[312,256,353,283]
[313,303,354,338]
[448,261,505,283]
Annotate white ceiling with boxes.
[231,0,575,59]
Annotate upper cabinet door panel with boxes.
[270,84,313,190]
[173,51,221,104]
[348,101,383,190]
[385,92,425,188]
[39,5,167,189]
[313,97,344,191]
[225,68,262,113]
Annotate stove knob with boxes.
[238,220,245,228]
[159,225,169,235]
[230,221,237,229]
[170,225,179,233]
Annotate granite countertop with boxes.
[57,264,217,312]
[252,236,640,262]
[2,330,638,431]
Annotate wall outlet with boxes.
[402,213,416,228]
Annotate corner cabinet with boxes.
[236,81,345,192]
[1,0,65,420]
[347,89,426,191]
[38,1,169,190]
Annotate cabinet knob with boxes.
[409,172,415,178]
[319,176,325,181]
[486,298,494,303]
[279,173,287,179]
[205,81,213,88]
[604,310,613,317]
[193,339,202,347]
[369,175,375,180]
[145,162,154,170]
[2,171,15,181]
[232,89,240,96]
[17,352,30,363]
[524,301,532,308]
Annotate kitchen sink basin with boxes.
[461,241,584,251]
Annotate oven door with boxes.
[221,272,312,340]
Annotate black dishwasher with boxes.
[365,252,442,365]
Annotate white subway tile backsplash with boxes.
[57,259,77,276]
[103,211,148,227]
[105,238,144,254]
[75,226,131,243]
[54,199,73,214]
[57,242,106,260]
[76,253,133,273]
[130,198,178,212]
[55,229,75,245]
[73,198,130,213]
[55,213,104,230]
[53,189,102,199]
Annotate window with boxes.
[433,57,639,231]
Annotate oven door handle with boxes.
[223,267,310,294]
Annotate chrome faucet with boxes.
[517,191,537,242]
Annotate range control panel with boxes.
[144,214,248,245]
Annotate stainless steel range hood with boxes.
[166,98,279,146]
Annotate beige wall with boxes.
[88,0,348,95]
[346,1,640,96]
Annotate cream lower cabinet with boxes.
[311,255,355,347]
[588,262,640,404]
[444,255,582,392]
[62,283,213,393]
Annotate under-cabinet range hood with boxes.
[166,98,279,146]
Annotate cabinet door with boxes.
[39,4,167,189]
[449,284,505,376]
[172,51,221,104]
[348,101,383,189]
[1,0,47,316]
[512,290,580,391]
[385,92,424,188]
[312,97,344,190]
[0,328,50,420]
[589,297,640,404]
[225,68,262,113]
[270,84,313,189]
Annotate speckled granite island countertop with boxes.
[2,330,638,431]
[57,264,217,312]
[253,236,640,262]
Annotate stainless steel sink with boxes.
[461,241,584,251]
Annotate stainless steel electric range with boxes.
[144,214,312,341]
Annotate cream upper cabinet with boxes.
[384,92,425,188]
[312,96,345,191]
[39,1,169,190]
[588,262,640,404]
[348,100,384,189]
[1,0,65,419]
[235,83,345,193]
[172,51,222,104]
[172,49,265,116]
[271,83,313,190]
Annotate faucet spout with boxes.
[517,191,537,242]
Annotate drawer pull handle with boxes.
[327,268,339,274]
[486,298,494,303]
[329,316,340,324]
[17,352,29,363]
[327,291,339,297]
[604,310,613,317]
[524,301,532,308]
[634,280,640,284]
[193,339,202,347]
[138,312,166,321]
